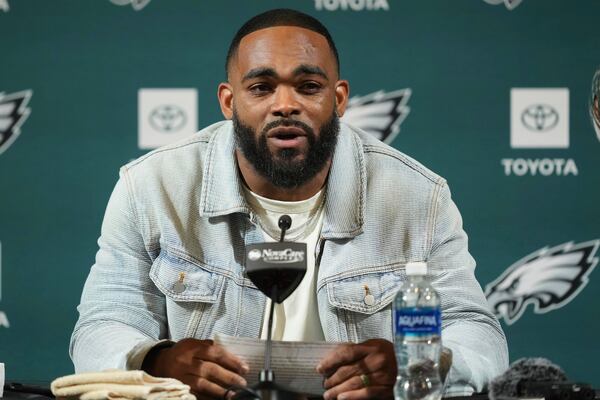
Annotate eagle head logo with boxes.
[0,90,32,155]
[341,89,411,145]
[590,68,600,141]
[483,0,523,10]
[485,240,599,325]
[109,0,151,11]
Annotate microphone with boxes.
[278,215,292,242]
[489,358,595,400]
[234,215,308,400]
[518,381,595,400]
[245,215,306,303]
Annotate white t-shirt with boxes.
[242,186,326,342]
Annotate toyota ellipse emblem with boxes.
[149,104,187,133]
[521,104,559,132]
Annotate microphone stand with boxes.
[233,215,306,400]
[259,286,277,384]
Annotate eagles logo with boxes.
[483,0,523,10]
[486,240,599,325]
[109,0,151,11]
[0,90,32,155]
[590,68,600,141]
[341,89,411,145]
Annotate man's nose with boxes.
[271,86,301,117]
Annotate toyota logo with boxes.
[149,105,187,133]
[521,104,559,132]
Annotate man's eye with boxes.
[299,82,322,94]
[249,84,272,95]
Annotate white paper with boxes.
[214,334,340,396]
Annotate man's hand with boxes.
[316,339,397,400]
[142,338,249,400]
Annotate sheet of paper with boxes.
[214,334,340,396]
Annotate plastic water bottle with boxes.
[393,262,442,400]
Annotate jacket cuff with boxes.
[125,339,175,371]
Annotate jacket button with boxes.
[364,294,375,306]
[173,281,186,294]
[173,272,186,294]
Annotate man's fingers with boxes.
[323,351,391,389]
[323,362,362,389]
[197,361,247,389]
[331,386,390,400]
[323,374,364,399]
[184,361,248,399]
[323,371,391,400]
[185,373,229,400]
[317,343,368,376]
[318,339,396,400]
[193,343,249,375]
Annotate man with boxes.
[71,9,508,400]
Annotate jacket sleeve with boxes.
[70,168,169,372]
[428,183,509,396]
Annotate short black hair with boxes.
[226,8,340,78]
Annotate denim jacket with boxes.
[70,121,508,396]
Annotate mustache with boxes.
[261,119,314,137]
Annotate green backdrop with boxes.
[1,0,599,387]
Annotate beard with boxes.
[232,109,340,189]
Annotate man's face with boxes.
[219,26,349,188]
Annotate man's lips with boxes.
[267,126,307,139]
[266,126,308,148]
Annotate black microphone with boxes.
[278,215,292,242]
[518,381,595,400]
[489,358,595,400]
[235,215,308,400]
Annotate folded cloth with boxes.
[51,370,195,400]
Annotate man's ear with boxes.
[218,82,234,119]
[334,80,350,117]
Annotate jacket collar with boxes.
[199,121,365,239]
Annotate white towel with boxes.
[51,370,195,400]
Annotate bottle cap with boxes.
[406,261,427,276]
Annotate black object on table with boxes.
[3,382,54,400]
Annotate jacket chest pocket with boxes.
[325,268,405,341]
[150,248,225,340]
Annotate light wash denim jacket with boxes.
[71,121,508,396]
